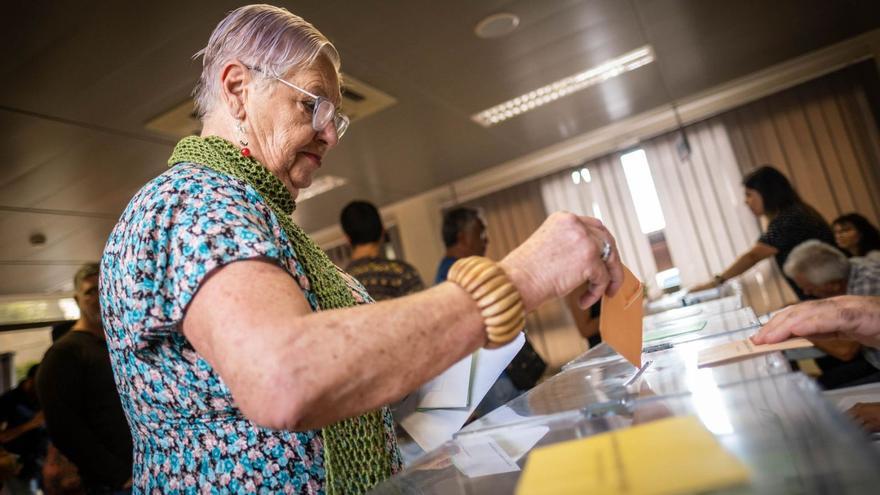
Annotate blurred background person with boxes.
[434,207,488,284]
[782,240,880,388]
[36,264,132,494]
[340,200,425,301]
[0,365,46,494]
[832,213,880,261]
[692,165,834,300]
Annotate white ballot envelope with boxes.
[399,333,526,452]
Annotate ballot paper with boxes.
[417,354,474,409]
[599,265,644,367]
[515,416,750,495]
[451,424,550,478]
[697,337,813,368]
[399,334,525,452]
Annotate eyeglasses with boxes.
[248,66,350,138]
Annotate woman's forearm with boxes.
[184,259,488,431]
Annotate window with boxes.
[619,149,680,291]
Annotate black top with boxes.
[345,256,425,301]
[0,384,47,479]
[36,330,133,488]
[758,204,835,300]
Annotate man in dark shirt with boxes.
[36,263,132,493]
[0,364,47,492]
[340,201,425,301]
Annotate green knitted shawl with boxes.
[169,135,394,495]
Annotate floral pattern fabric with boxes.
[100,163,401,494]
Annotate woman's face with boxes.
[246,55,341,198]
[744,188,764,217]
[833,221,860,253]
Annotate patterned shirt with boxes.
[345,257,424,302]
[100,163,400,494]
[847,258,880,296]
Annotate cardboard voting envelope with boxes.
[599,265,644,367]
[697,337,813,368]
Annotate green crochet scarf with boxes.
[169,135,395,495]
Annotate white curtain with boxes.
[643,120,796,314]
[539,155,659,286]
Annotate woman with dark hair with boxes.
[833,213,880,261]
[692,165,834,300]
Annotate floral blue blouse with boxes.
[100,163,401,494]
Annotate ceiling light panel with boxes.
[472,45,655,127]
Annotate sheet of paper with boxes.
[417,354,474,409]
[399,334,525,452]
[697,337,813,368]
[643,319,708,343]
[600,265,644,367]
[515,416,750,495]
[452,437,521,478]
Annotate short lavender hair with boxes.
[193,4,341,118]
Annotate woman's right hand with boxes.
[500,212,623,313]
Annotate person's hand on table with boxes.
[847,402,880,433]
[750,295,880,348]
[500,212,623,312]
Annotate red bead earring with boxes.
[236,121,250,157]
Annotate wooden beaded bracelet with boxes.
[447,256,525,348]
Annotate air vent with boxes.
[145,73,396,139]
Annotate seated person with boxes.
[782,240,880,387]
[752,295,880,432]
[784,240,880,299]
[833,213,880,261]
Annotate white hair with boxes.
[783,240,850,284]
[192,4,341,119]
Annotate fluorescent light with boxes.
[571,170,581,185]
[472,45,655,127]
[580,167,592,183]
[298,175,348,201]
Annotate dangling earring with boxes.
[236,121,251,157]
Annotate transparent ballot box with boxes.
[369,374,880,494]
[644,294,743,329]
[564,306,760,371]
[645,282,742,315]
[468,326,788,430]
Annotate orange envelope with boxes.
[599,265,644,367]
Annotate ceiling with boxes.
[2,0,879,295]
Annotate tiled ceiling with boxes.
[1,0,878,294]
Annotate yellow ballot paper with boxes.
[515,416,750,495]
[697,337,814,368]
[600,265,644,367]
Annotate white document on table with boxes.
[399,333,526,452]
[416,354,474,409]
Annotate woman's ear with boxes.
[219,60,250,121]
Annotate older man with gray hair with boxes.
[784,239,880,299]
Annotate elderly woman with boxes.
[99,5,622,494]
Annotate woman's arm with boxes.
[183,212,623,431]
[691,242,777,291]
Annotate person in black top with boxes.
[692,165,834,300]
[36,263,132,493]
[0,364,47,492]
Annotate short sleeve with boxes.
[758,214,786,249]
[101,165,289,344]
